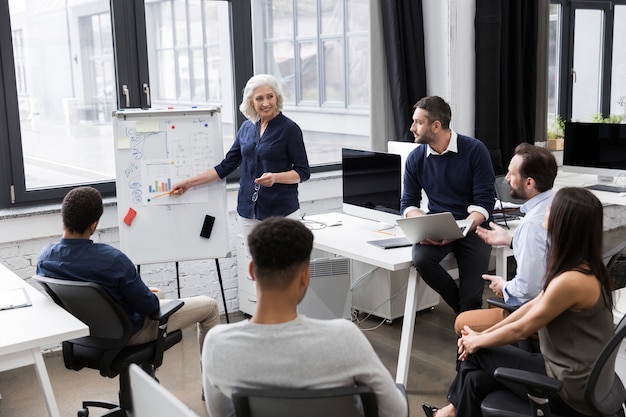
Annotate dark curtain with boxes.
[475,1,539,174]
[380,0,427,142]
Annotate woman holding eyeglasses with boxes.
[171,74,310,238]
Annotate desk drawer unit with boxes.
[351,260,441,322]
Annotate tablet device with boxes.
[366,237,412,249]
[396,213,474,243]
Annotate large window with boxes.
[252,0,370,165]
[0,0,373,208]
[549,0,626,124]
[8,0,116,191]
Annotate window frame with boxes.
[552,0,625,121]
[0,0,260,209]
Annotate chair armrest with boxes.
[150,300,184,369]
[150,299,184,325]
[494,368,563,393]
[486,297,518,313]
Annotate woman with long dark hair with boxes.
[423,187,614,417]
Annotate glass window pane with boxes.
[299,41,318,102]
[547,4,560,120]
[178,50,190,100]
[254,0,370,166]
[266,41,296,103]
[323,39,344,102]
[571,9,603,122]
[348,36,368,106]
[611,5,626,120]
[347,0,368,32]
[10,0,117,189]
[189,2,203,48]
[192,50,206,100]
[173,0,188,48]
[296,0,317,37]
[265,0,294,38]
[321,0,343,35]
[146,1,233,151]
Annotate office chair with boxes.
[231,385,384,417]
[606,241,626,289]
[33,275,184,417]
[480,314,626,417]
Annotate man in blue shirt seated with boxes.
[37,186,220,355]
[454,143,557,334]
[401,96,495,314]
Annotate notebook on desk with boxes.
[367,236,412,249]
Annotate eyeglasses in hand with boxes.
[252,183,260,202]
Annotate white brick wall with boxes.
[0,172,343,315]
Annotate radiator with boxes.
[298,257,351,320]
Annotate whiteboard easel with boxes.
[113,108,230,320]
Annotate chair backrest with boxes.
[231,385,379,417]
[33,275,132,344]
[603,241,626,267]
[585,314,626,416]
[129,364,199,417]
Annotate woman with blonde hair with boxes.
[172,74,310,237]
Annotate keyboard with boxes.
[585,184,626,193]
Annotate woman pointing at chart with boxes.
[171,74,310,238]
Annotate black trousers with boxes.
[448,345,588,417]
[412,232,491,314]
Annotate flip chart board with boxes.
[113,107,229,264]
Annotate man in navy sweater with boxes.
[400,96,495,314]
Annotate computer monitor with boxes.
[562,122,626,180]
[341,148,402,225]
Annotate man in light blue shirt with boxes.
[454,143,557,334]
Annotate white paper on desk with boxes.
[0,288,32,311]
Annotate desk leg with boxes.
[495,246,511,279]
[32,348,61,417]
[396,268,420,386]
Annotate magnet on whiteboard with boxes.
[123,208,137,226]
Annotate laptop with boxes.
[396,212,474,243]
[129,364,200,417]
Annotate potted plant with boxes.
[547,115,565,151]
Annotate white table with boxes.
[0,264,89,417]
[554,171,626,206]
[306,212,513,386]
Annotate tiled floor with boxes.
[1,226,624,417]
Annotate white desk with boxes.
[554,171,626,206]
[306,212,514,386]
[0,264,89,417]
